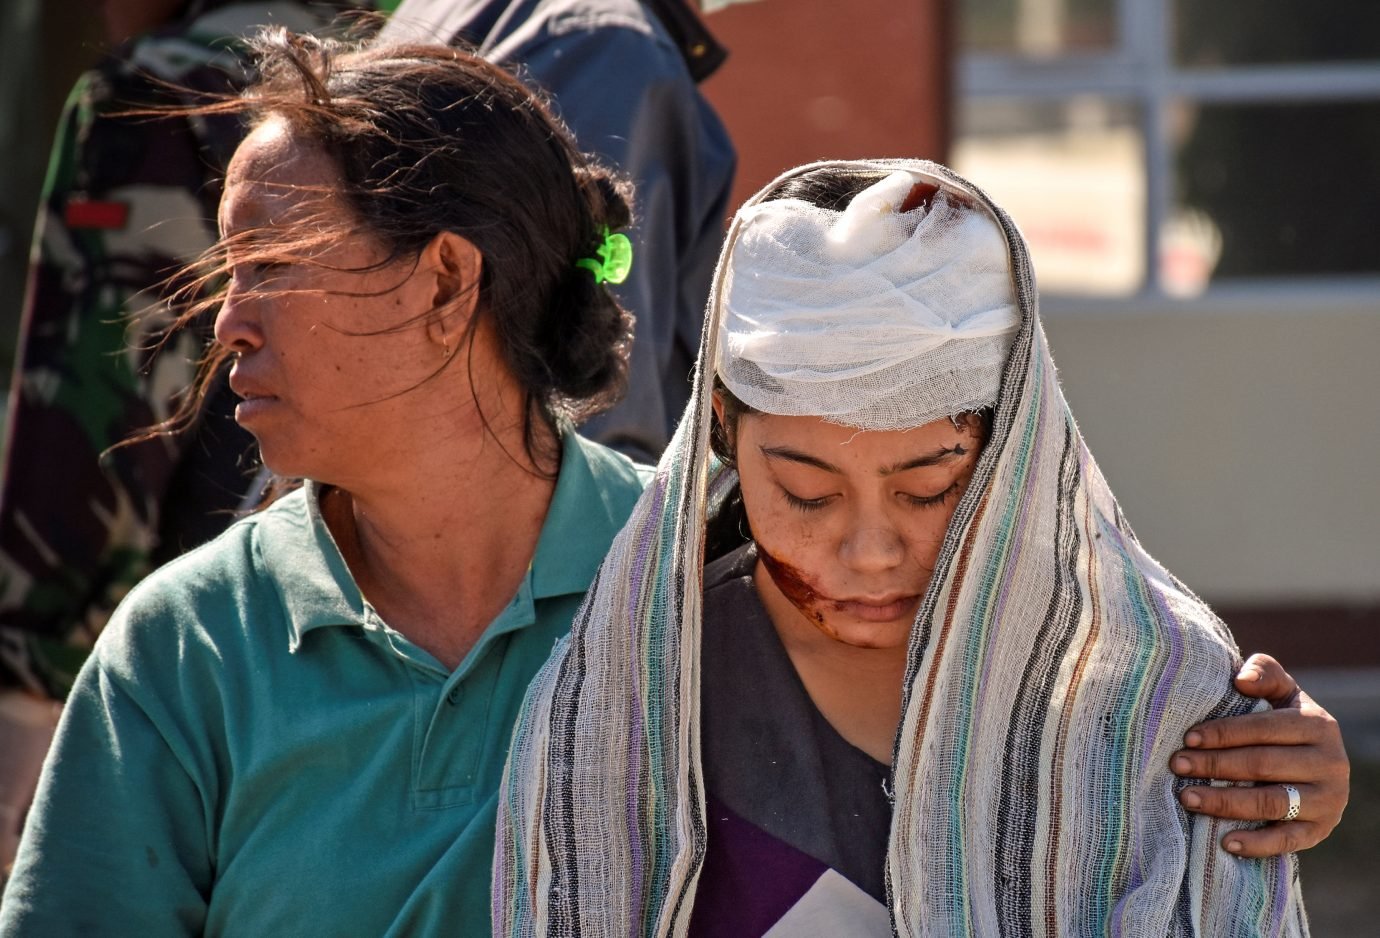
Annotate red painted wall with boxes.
[699,0,952,213]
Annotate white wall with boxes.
[1043,293,1380,604]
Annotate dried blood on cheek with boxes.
[758,545,841,640]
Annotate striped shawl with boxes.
[494,160,1308,937]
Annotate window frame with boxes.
[957,0,1380,305]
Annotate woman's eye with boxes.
[899,483,960,509]
[783,490,833,512]
[231,260,286,281]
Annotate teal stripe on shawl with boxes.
[493,160,1310,938]
[934,344,1048,933]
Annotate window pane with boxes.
[954,97,1144,296]
[962,0,1117,58]
[1176,2,1380,66]
[1175,101,1380,281]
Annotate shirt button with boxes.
[446,686,462,706]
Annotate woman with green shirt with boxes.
[0,30,1348,938]
[1,30,648,936]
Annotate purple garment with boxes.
[689,543,893,935]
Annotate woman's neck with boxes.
[753,559,910,764]
[322,414,559,671]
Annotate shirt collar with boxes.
[530,429,647,598]
[254,485,370,653]
[256,431,645,651]
[642,0,729,83]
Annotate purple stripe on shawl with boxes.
[492,816,508,915]
[974,367,1048,717]
[1140,585,1187,777]
[624,478,667,928]
[1126,575,1189,895]
[1268,852,1290,936]
[1126,579,1192,915]
[1103,548,1188,902]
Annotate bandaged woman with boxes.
[495,161,1314,936]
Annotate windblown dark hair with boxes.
[152,28,634,471]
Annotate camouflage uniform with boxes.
[0,2,361,700]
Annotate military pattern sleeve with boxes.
[0,11,307,699]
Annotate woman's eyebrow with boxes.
[879,446,966,475]
[218,206,258,241]
[759,445,841,473]
[759,443,967,475]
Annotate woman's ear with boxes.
[421,230,483,354]
[709,389,737,464]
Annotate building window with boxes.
[954,0,1380,299]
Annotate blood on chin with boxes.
[757,545,920,649]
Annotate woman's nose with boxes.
[839,524,906,573]
[214,279,264,354]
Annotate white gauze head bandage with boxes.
[716,169,1021,430]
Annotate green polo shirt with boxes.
[0,432,648,937]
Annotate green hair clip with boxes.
[576,227,633,285]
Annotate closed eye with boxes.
[246,260,288,276]
[227,259,291,288]
[898,482,960,509]
[783,490,835,512]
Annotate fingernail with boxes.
[1173,756,1193,774]
[1226,840,1242,854]
[1238,667,1261,683]
[1181,790,1202,809]
[1185,731,1203,748]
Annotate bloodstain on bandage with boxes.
[900,180,978,216]
[899,182,940,214]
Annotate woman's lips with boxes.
[228,368,279,424]
[233,393,279,423]
[832,595,921,623]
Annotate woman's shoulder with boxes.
[93,490,313,672]
[704,541,757,595]
[522,0,680,57]
[1081,559,1259,728]
[123,488,307,600]
[1126,560,1246,671]
[700,543,765,644]
[566,431,655,498]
